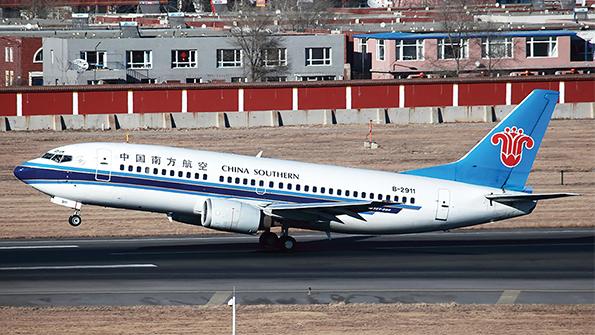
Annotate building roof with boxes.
[353,30,578,40]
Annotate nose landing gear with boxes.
[68,210,82,227]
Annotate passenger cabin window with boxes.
[235,177,240,184]
[369,193,374,199]
[220,176,224,182]
[259,180,264,187]
[251,179,256,186]
[170,170,175,177]
[385,195,391,201]
[337,189,341,196]
[279,182,284,189]
[228,177,233,183]
[329,188,333,195]
[178,171,183,177]
[402,196,407,203]
[296,184,301,191]
[287,183,292,190]
[378,194,383,200]
[361,192,366,198]
[410,197,415,204]
[393,195,399,202]
[161,169,167,175]
[243,178,248,185]
[145,167,150,174]
[312,186,317,193]
[345,190,350,196]
[120,164,125,171]
[137,166,142,173]
[353,191,358,197]
[321,187,326,194]
[304,185,309,192]
[153,168,158,175]
[202,174,207,180]
[128,165,133,172]
[196,173,200,180]
[269,181,274,188]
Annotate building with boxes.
[353,30,594,79]
[42,32,345,85]
[0,36,42,86]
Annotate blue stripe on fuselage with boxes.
[18,162,422,211]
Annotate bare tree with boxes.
[230,12,288,82]
[270,0,333,32]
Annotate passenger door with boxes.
[435,189,450,221]
[95,148,112,182]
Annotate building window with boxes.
[126,50,152,69]
[438,39,469,59]
[217,49,242,68]
[4,70,14,86]
[33,48,43,63]
[298,75,336,81]
[171,49,197,68]
[482,37,513,58]
[526,37,557,58]
[570,36,594,62]
[263,48,287,67]
[305,47,332,66]
[359,38,368,54]
[186,78,202,83]
[264,76,287,82]
[396,40,424,61]
[4,47,13,63]
[231,77,247,83]
[376,39,385,61]
[80,50,106,69]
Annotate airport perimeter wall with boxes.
[0,75,593,130]
[1,102,593,131]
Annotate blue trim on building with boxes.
[353,30,577,40]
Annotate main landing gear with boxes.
[68,210,82,227]
[259,226,296,252]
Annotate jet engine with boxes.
[200,198,262,234]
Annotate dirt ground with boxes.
[0,119,593,239]
[0,304,593,335]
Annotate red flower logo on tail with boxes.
[490,127,534,168]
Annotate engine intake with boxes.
[201,198,261,234]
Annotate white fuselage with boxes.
[17,142,535,234]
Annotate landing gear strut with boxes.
[68,210,82,227]
[258,226,296,251]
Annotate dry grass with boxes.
[1,119,593,239]
[0,304,593,335]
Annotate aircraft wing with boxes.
[485,192,579,203]
[262,200,390,222]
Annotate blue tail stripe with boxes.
[402,89,559,191]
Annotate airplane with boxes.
[13,89,577,251]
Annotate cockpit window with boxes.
[41,152,72,163]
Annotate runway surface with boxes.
[0,228,593,306]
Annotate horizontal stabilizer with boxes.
[485,192,579,203]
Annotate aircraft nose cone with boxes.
[13,164,33,182]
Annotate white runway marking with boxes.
[0,245,79,250]
[206,291,232,305]
[497,290,521,304]
[0,264,158,271]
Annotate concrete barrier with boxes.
[197,112,221,128]
[114,114,142,130]
[470,106,493,122]
[494,105,515,121]
[60,115,85,130]
[0,117,6,131]
[307,109,334,125]
[170,112,195,129]
[278,110,308,126]
[4,117,27,131]
[442,106,491,123]
[85,114,112,130]
[334,109,359,124]
[410,107,440,124]
[573,102,594,119]
[553,103,573,119]
[248,111,279,128]
[142,113,170,129]
[386,108,410,124]
[335,109,386,125]
[222,112,247,128]
[28,115,58,130]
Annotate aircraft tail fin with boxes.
[402,89,559,191]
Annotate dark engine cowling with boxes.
[201,198,261,234]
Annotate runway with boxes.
[0,228,593,306]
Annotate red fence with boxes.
[0,76,593,116]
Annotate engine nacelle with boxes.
[201,198,261,234]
